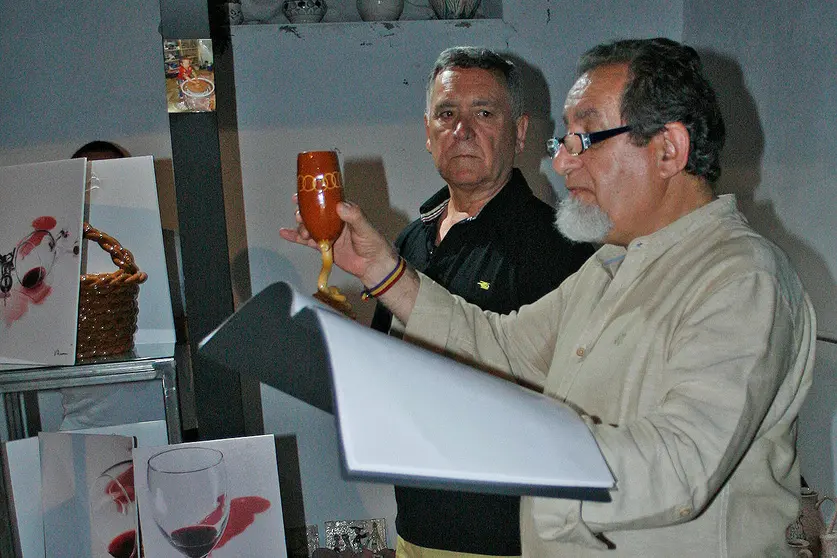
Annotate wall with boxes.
[234,0,682,544]
[682,1,837,497]
[0,0,177,231]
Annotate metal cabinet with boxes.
[0,357,181,557]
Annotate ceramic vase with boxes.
[282,0,327,23]
[822,532,837,558]
[798,487,827,557]
[357,0,404,21]
[819,496,837,558]
[240,0,283,22]
[428,0,481,19]
[787,538,813,558]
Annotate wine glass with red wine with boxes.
[146,447,230,558]
[89,460,137,558]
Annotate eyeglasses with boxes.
[547,125,632,157]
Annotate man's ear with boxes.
[657,122,690,179]
[515,114,530,154]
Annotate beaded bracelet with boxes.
[361,257,407,300]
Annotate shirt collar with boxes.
[419,168,531,224]
[595,194,739,266]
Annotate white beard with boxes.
[555,195,613,243]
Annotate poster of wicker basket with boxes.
[0,159,86,367]
[133,434,286,558]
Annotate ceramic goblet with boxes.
[296,151,355,316]
[297,150,345,246]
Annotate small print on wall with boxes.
[164,39,216,113]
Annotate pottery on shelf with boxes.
[240,0,283,22]
[282,0,327,23]
[428,0,481,19]
[357,0,404,21]
[797,487,827,557]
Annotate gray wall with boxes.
[683,0,837,498]
[0,0,177,230]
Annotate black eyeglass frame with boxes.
[547,125,633,157]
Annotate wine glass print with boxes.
[89,460,137,558]
[1,228,65,299]
[147,447,230,558]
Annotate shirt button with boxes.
[678,507,692,518]
[576,347,585,357]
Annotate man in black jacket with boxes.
[371,46,593,558]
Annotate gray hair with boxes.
[425,46,524,119]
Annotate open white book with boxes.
[199,282,614,499]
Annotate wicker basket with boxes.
[76,223,148,361]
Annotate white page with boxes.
[199,281,614,497]
[132,435,286,558]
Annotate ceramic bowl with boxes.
[357,0,404,21]
[282,0,327,23]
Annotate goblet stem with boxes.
[317,240,333,293]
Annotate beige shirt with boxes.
[404,195,816,557]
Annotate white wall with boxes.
[682,1,837,498]
[0,0,177,230]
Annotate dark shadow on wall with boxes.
[342,157,411,245]
[504,53,557,207]
[700,50,837,329]
[343,157,411,325]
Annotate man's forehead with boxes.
[431,67,508,104]
[562,64,627,125]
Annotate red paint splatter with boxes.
[31,216,57,230]
[19,282,51,304]
[17,230,48,258]
[203,496,271,552]
[105,465,135,512]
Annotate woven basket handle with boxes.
[83,222,143,276]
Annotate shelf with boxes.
[0,356,181,444]
[236,0,502,24]
[231,17,511,43]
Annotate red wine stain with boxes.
[17,230,49,258]
[20,267,46,289]
[18,281,51,304]
[31,216,57,230]
[105,465,135,510]
[205,496,271,551]
[108,529,137,558]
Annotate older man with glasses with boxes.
[282,37,816,557]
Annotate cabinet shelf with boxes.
[236,0,502,24]
[231,17,510,42]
